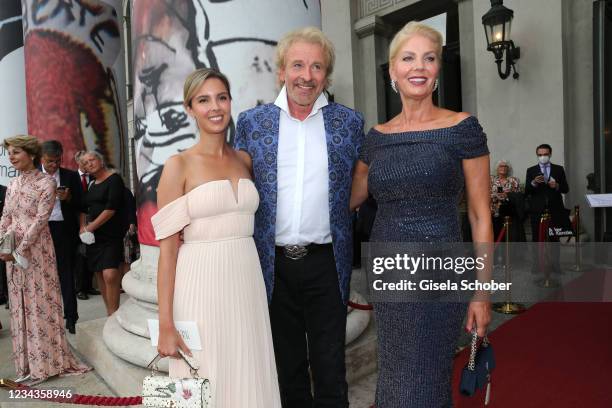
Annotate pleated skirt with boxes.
[170,237,281,408]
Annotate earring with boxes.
[433,78,439,92]
[391,79,398,94]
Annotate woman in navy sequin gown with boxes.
[351,22,493,407]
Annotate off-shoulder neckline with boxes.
[369,116,476,136]
[156,178,253,211]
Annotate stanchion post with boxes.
[504,216,511,304]
[574,205,581,271]
[493,216,525,314]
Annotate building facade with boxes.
[320,0,610,240]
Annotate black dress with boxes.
[360,116,489,407]
[84,173,125,271]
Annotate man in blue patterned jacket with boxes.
[235,27,364,408]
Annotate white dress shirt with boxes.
[42,167,64,221]
[274,86,331,246]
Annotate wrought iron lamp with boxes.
[482,0,520,79]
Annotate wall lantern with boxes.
[482,0,520,79]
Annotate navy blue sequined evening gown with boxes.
[360,116,489,407]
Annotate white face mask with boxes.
[538,155,550,165]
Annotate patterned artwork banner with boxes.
[21,0,127,173]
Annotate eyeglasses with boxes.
[536,154,550,157]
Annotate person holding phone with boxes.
[490,160,520,238]
[525,144,569,274]
[40,140,82,334]
[525,144,569,243]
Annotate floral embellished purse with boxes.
[143,349,212,408]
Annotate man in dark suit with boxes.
[525,144,569,272]
[41,140,82,334]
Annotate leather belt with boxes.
[276,243,332,260]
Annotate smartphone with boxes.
[497,186,503,193]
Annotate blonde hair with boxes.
[3,135,41,165]
[276,26,335,82]
[183,68,232,109]
[389,21,443,65]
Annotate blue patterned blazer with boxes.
[235,102,364,304]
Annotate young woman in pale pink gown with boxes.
[0,135,90,384]
[152,68,281,407]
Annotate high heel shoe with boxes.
[14,374,31,383]
[24,377,45,386]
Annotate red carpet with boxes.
[452,301,612,407]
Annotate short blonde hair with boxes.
[3,135,41,165]
[183,68,232,109]
[389,21,443,65]
[276,27,335,82]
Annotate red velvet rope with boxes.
[3,383,142,406]
[538,216,549,242]
[69,395,142,406]
[495,226,507,244]
[537,216,550,271]
[348,300,373,311]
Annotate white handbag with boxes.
[142,349,212,408]
[0,231,15,255]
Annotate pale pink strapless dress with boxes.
[152,179,281,408]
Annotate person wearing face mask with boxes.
[524,143,569,243]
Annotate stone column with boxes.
[354,15,393,128]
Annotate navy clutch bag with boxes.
[459,330,495,405]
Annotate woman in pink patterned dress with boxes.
[0,135,90,384]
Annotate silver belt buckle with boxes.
[283,245,308,260]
